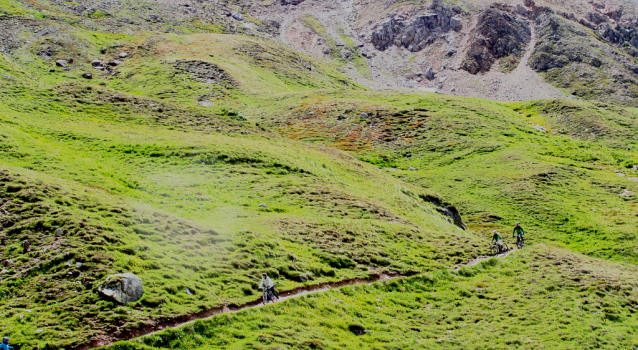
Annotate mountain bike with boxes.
[489,242,510,256]
[516,236,524,250]
[262,287,277,305]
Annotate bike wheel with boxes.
[262,293,267,305]
[502,243,510,252]
[490,246,499,256]
[265,291,274,304]
[517,240,523,249]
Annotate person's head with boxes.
[515,222,520,226]
[492,230,497,234]
[262,273,267,278]
[3,337,9,344]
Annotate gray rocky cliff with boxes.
[461,7,531,74]
[371,0,462,52]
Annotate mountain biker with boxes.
[491,230,504,253]
[1,337,13,350]
[258,273,279,299]
[513,222,524,245]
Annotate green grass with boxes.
[105,245,638,349]
[0,92,479,347]
[299,15,335,52]
[0,19,480,348]
[2,1,638,349]
[188,19,227,34]
[242,91,638,263]
[0,0,40,16]
[336,27,371,78]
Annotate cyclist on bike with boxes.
[513,222,524,246]
[258,272,279,299]
[1,337,13,350]
[491,230,504,253]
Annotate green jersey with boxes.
[513,226,524,237]
[491,233,503,242]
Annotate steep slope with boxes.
[8,0,638,105]
[234,91,638,264]
[0,14,484,350]
[106,245,638,350]
[245,0,638,105]
[3,0,638,349]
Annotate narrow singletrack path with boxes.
[76,249,518,350]
[453,248,517,270]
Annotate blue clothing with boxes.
[0,343,14,350]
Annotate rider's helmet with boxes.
[515,222,520,226]
[3,337,8,344]
[262,272,267,277]
[492,230,497,234]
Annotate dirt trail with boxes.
[75,250,517,350]
[452,248,516,270]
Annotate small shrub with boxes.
[603,308,623,321]
[88,10,110,18]
[321,255,356,269]
[302,339,324,349]
[458,267,476,277]
[348,324,366,336]
[119,246,137,255]
[370,255,391,266]
[482,258,499,267]
[6,243,20,253]
[321,267,336,277]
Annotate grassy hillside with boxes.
[237,91,638,263]
[0,15,484,349]
[2,1,638,349]
[105,245,638,350]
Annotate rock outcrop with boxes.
[98,273,144,304]
[371,0,462,52]
[420,194,467,230]
[424,66,436,80]
[231,12,244,21]
[281,0,305,4]
[527,12,638,104]
[461,8,531,74]
[529,14,606,72]
[602,24,638,56]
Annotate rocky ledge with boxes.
[461,7,531,74]
[371,0,463,52]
